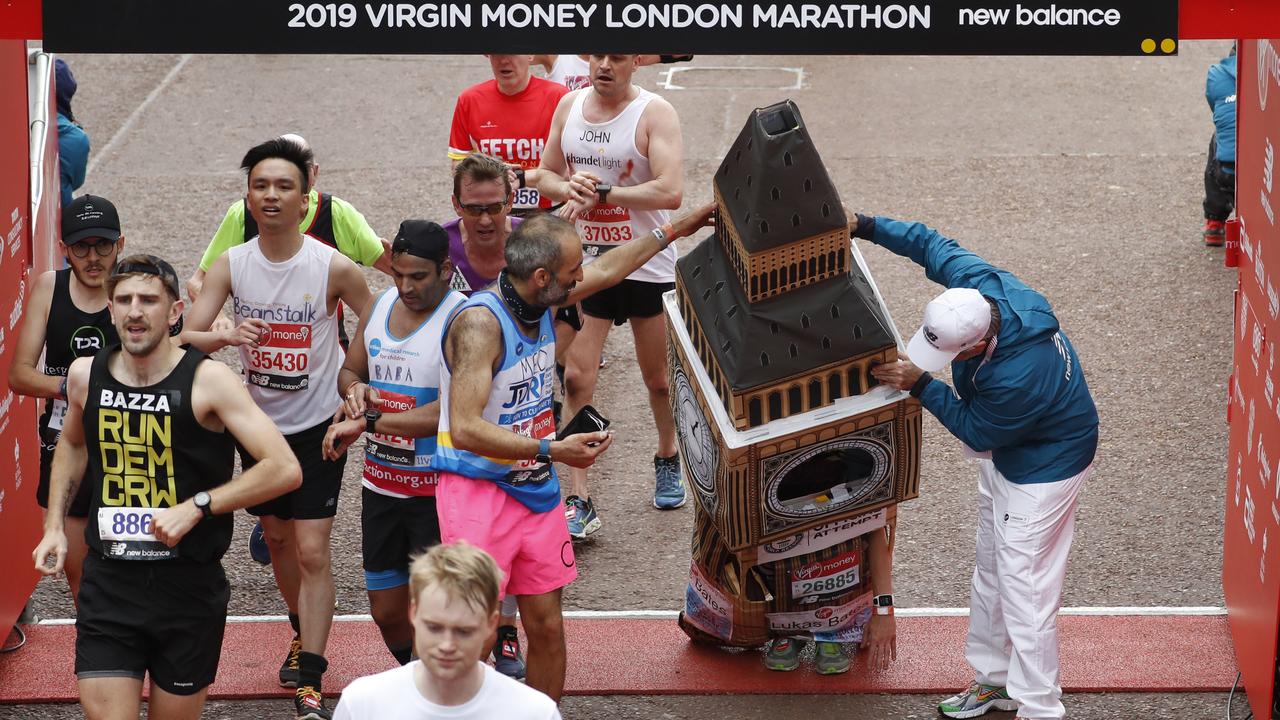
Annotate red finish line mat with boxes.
[0,613,1237,702]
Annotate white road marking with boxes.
[35,606,1226,626]
[85,54,193,177]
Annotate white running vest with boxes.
[548,55,591,90]
[228,236,343,434]
[361,287,464,498]
[560,87,675,283]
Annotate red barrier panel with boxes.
[0,39,42,645]
[1224,37,1280,720]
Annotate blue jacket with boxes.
[870,218,1099,484]
[1206,53,1237,169]
[57,112,89,207]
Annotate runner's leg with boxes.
[144,683,209,720]
[294,516,337,655]
[629,313,677,458]
[563,314,611,500]
[518,588,566,702]
[79,677,143,720]
[259,515,301,614]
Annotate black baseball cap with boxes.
[111,254,181,299]
[62,194,121,245]
[391,220,450,264]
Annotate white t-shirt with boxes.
[334,662,561,720]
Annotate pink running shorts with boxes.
[436,472,578,598]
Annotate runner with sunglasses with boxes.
[10,194,127,606]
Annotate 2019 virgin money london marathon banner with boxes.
[43,0,1176,55]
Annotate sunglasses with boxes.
[67,239,117,258]
[457,199,509,218]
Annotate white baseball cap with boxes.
[905,288,992,372]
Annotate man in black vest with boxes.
[32,254,301,720]
[10,194,124,605]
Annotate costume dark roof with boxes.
[677,237,893,390]
[676,99,896,392]
[715,101,847,253]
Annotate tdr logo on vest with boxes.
[71,326,106,355]
[369,337,382,357]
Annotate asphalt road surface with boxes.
[9,43,1245,718]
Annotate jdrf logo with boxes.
[502,375,542,409]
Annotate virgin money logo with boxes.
[266,323,311,348]
[793,551,857,581]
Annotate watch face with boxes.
[673,366,718,502]
[195,491,210,507]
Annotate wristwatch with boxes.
[872,594,894,615]
[365,407,381,434]
[514,167,526,189]
[193,491,214,519]
[535,438,552,464]
[595,182,612,204]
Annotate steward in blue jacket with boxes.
[859,214,1099,719]
[861,216,1098,482]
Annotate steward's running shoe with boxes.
[938,683,1019,718]
[653,455,687,509]
[814,641,850,675]
[249,520,271,565]
[493,625,527,680]
[279,636,301,688]
[764,637,804,671]
[1204,219,1226,246]
[565,495,601,539]
[294,685,331,720]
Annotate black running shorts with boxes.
[580,279,675,326]
[37,433,91,517]
[242,419,345,520]
[75,553,229,695]
[361,488,441,590]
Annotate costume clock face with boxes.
[674,366,718,498]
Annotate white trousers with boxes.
[965,459,1090,720]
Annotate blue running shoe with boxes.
[492,625,527,680]
[565,495,601,540]
[653,455,687,509]
[249,521,271,565]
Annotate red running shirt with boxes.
[447,78,568,210]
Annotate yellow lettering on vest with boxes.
[98,409,123,443]
[146,415,170,447]
[102,474,124,506]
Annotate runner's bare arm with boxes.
[337,307,374,418]
[862,517,898,669]
[179,253,269,352]
[565,201,715,306]
[153,361,302,546]
[330,253,373,320]
[185,267,206,303]
[32,357,91,574]
[445,308,610,467]
[371,238,394,277]
[8,271,60,397]
[534,92,580,202]
[604,98,683,211]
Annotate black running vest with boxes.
[39,269,117,439]
[83,347,235,564]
